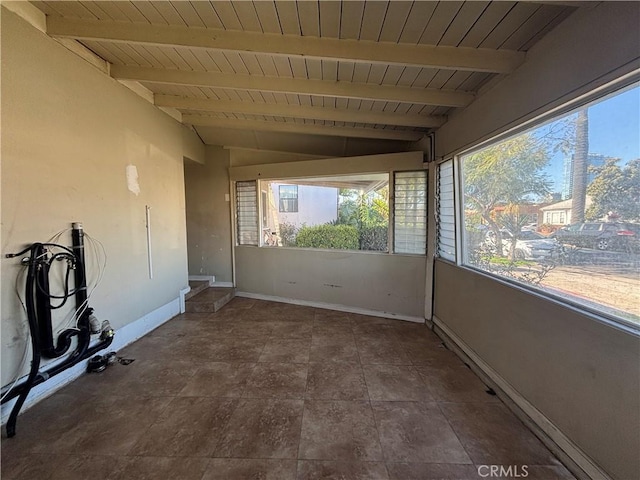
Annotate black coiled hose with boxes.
[6,244,43,438]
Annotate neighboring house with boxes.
[540,196,593,225]
[491,203,546,226]
[263,183,338,234]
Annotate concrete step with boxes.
[185,280,210,301]
[185,287,236,313]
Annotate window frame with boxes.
[234,170,428,256]
[451,75,640,333]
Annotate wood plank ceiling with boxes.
[32,1,581,155]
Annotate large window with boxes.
[260,173,389,251]
[235,171,427,254]
[458,82,639,326]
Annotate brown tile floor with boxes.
[1,298,574,480]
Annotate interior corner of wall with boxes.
[182,126,205,165]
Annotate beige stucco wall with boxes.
[231,151,427,318]
[434,262,640,480]
[237,246,426,319]
[229,147,326,167]
[433,3,640,479]
[1,9,191,385]
[186,145,325,284]
[229,151,424,181]
[184,146,233,282]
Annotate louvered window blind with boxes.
[393,171,427,255]
[436,160,456,261]
[236,180,258,246]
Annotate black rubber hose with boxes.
[35,258,55,356]
[6,246,42,438]
[2,230,112,432]
[35,252,78,359]
[43,329,79,359]
[1,335,113,405]
[36,253,83,302]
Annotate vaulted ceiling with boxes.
[32,1,587,156]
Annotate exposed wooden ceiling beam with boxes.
[154,95,446,129]
[111,65,473,107]
[46,16,525,74]
[183,115,425,142]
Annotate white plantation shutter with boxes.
[394,171,427,254]
[236,180,258,245]
[436,160,456,261]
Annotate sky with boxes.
[543,84,640,193]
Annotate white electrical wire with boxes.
[0,337,30,402]
[0,345,30,403]
[85,232,107,294]
[44,227,84,333]
[47,228,71,246]
[56,231,107,332]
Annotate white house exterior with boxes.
[272,183,338,227]
[540,196,593,225]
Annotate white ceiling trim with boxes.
[46,16,525,74]
[111,65,474,107]
[154,94,446,128]
[183,114,424,141]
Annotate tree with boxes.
[587,158,640,221]
[570,108,589,223]
[335,186,389,251]
[499,206,536,260]
[464,133,551,257]
[337,187,388,229]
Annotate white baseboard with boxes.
[432,316,609,480]
[1,298,181,426]
[188,275,215,286]
[179,286,190,313]
[109,298,180,352]
[212,281,234,288]
[236,291,425,324]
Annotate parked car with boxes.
[483,229,562,260]
[551,222,640,251]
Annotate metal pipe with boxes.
[71,222,87,309]
[67,222,92,367]
[145,206,153,279]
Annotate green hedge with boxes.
[296,224,359,250]
[359,225,388,251]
